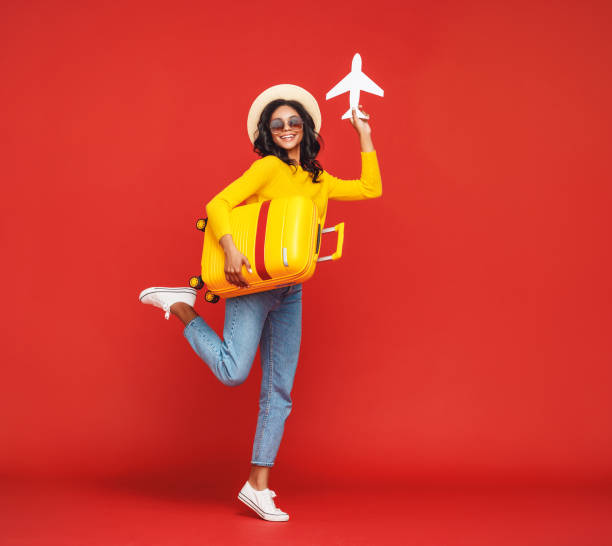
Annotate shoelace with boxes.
[162,303,171,320]
[260,490,284,514]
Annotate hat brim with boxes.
[247,84,322,144]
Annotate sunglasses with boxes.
[269,115,304,133]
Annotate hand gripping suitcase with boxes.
[189,195,344,301]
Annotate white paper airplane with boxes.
[326,53,384,120]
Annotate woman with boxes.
[139,84,382,521]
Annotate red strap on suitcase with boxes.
[255,200,272,280]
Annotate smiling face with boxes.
[269,105,304,155]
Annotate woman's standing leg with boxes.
[249,284,302,489]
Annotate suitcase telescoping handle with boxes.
[317,222,345,262]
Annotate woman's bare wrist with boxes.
[360,133,374,152]
[219,234,237,255]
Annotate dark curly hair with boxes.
[253,99,324,183]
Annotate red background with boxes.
[2,0,611,491]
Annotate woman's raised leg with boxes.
[181,290,276,387]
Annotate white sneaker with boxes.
[237,480,289,522]
[139,287,197,320]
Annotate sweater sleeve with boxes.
[325,150,383,201]
[205,156,277,240]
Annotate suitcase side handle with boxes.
[317,222,345,262]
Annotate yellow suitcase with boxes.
[189,195,344,301]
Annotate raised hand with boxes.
[350,104,372,136]
[350,104,374,152]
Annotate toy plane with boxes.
[326,53,384,119]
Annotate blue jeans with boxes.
[183,284,302,467]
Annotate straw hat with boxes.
[247,84,322,144]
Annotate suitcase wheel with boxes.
[196,218,208,232]
[189,276,204,290]
[205,290,220,304]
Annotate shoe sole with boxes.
[139,287,197,302]
[237,491,289,522]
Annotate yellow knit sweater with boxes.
[205,151,382,240]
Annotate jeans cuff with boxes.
[251,461,274,468]
[183,315,201,340]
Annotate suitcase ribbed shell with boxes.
[201,195,320,298]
